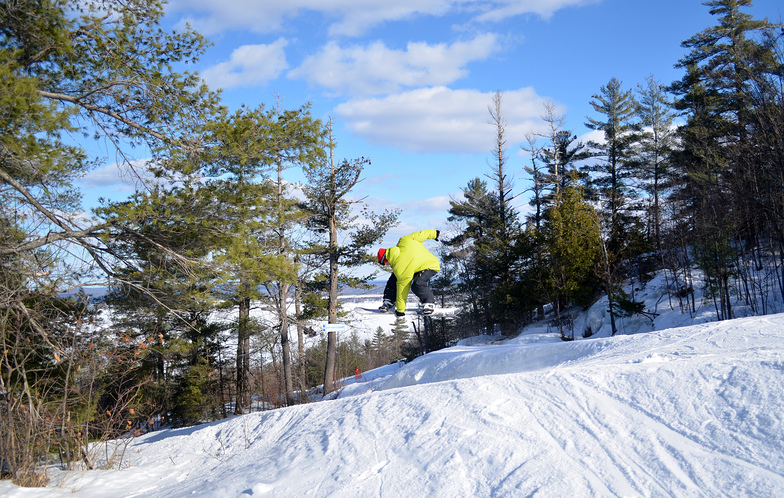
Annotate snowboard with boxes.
[358,307,451,318]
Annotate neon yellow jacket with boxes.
[385,229,440,312]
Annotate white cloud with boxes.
[167,0,290,35]
[474,0,602,23]
[167,0,600,37]
[400,195,453,216]
[80,160,153,190]
[289,34,501,96]
[334,86,558,153]
[167,0,455,36]
[324,0,457,37]
[201,40,289,90]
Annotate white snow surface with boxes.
[4,272,784,497]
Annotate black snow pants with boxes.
[383,269,437,307]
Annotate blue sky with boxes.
[80,0,783,249]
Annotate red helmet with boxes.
[377,248,387,264]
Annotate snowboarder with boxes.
[377,229,440,316]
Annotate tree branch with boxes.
[37,90,171,144]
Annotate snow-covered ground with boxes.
[3,271,784,496]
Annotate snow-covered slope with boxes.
[4,311,784,497]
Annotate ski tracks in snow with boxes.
[42,315,784,498]
[529,357,784,497]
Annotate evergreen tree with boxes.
[584,77,641,251]
[522,103,588,322]
[583,78,648,333]
[264,106,327,407]
[669,63,731,316]
[301,119,398,396]
[635,75,678,258]
[443,178,497,333]
[97,182,229,428]
[676,0,780,148]
[544,176,601,339]
[0,0,222,481]
[197,104,323,412]
[670,0,782,319]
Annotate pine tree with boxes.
[97,183,229,428]
[0,0,222,481]
[584,77,641,250]
[191,103,324,412]
[635,75,678,258]
[670,0,782,319]
[522,103,588,322]
[444,178,497,333]
[301,119,398,396]
[583,78,646,333]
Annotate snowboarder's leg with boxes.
[380,274,396,312]
[411,270,437,313]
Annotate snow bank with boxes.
[3,313,783,497]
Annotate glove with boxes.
[395,310,406,317]
[435,230,440,241]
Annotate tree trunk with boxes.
[279,283,295,406]
[322,224,339,395]
[601,241,618,336]
[235,293,251,415]
[275,162,296,406]
[294,284,308,403]
[323,142,340,396]
[323,331,337,396]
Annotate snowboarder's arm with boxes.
[404,229,439,244]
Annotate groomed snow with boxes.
[3,273,784,497]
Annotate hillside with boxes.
[2,270,783,496]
